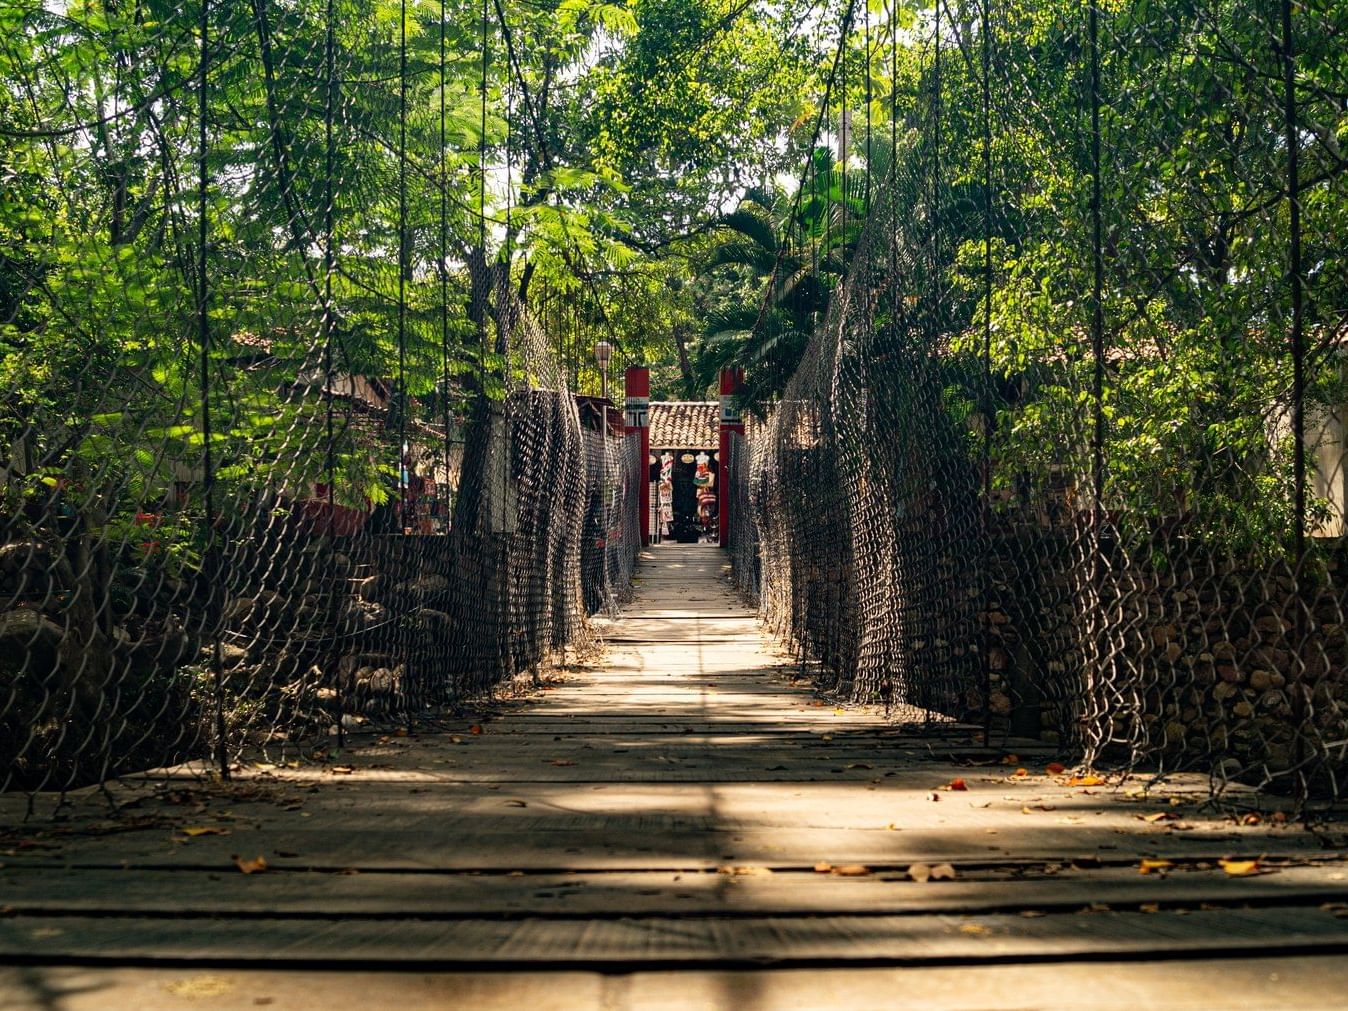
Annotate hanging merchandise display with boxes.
[658,451,675,536]
[694,451,716,539]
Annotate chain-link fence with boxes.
[1,1,641,800]
[733,0,1348,803]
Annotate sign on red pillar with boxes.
[718,367,744,549]
[624,366,651,545]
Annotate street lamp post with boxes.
[594,340,613,401]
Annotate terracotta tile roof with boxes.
[649,401,719,449]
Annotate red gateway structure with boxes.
[718,366,744,549]
[624,365,651,545]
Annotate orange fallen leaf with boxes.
[1219,858,1262,877]
[1142,811,1179,823]
[180,826,229,837]
[1138,859,1173,875]
[1046,762,1066,775]
[948,778,968,792]
[1068,775,1106,787]
[959,923,989,935]
[833,864,870,877]
[469,725,484,735]
[1013,768,1028,778]
[233,854,268,875]
[813,861,833,873]
[1140,902,1161,913]
[1000,754,1020,765]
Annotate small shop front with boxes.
[648,401,720,543]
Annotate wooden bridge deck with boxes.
[5,542,1348,1008]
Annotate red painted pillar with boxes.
[624,366,651,545]
[718,367,744,549]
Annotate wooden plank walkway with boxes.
[5,542,1348,1008]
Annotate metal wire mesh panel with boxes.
[737,0,1348,803]
[727,431,759,602]
[1,1,612,800]
[580,418,640,615]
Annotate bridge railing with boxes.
[0,4,620,801]
[734,0,1348,804]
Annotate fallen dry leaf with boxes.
[948,778,969,792]
[548,759,575,767]
[179,826,229,837]
[1140,902,1161,913]
[1141,811,1179,823]
[718,865,773,877]
[233,854,268,875]
[846,762,873,770]
[469,724,484,735]
[1138,859,1173,875]
[165,976,235,998]
[1046,762,1067,775]
[329,765,354,775]
[909,862,932,883]
[1012,768,1028,778]
[813,861,833,873]
[1000,754,1020,765]
[833,864,871,877]
[1068,775,1106,787]
[1219,858,1262,877]
[959,923,989,935]
[930,862,957,881]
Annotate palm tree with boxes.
[691,148,868,415]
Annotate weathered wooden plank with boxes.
[6,865,1348,919]
[7,958,1347,1011]
[5,907,1348,967]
